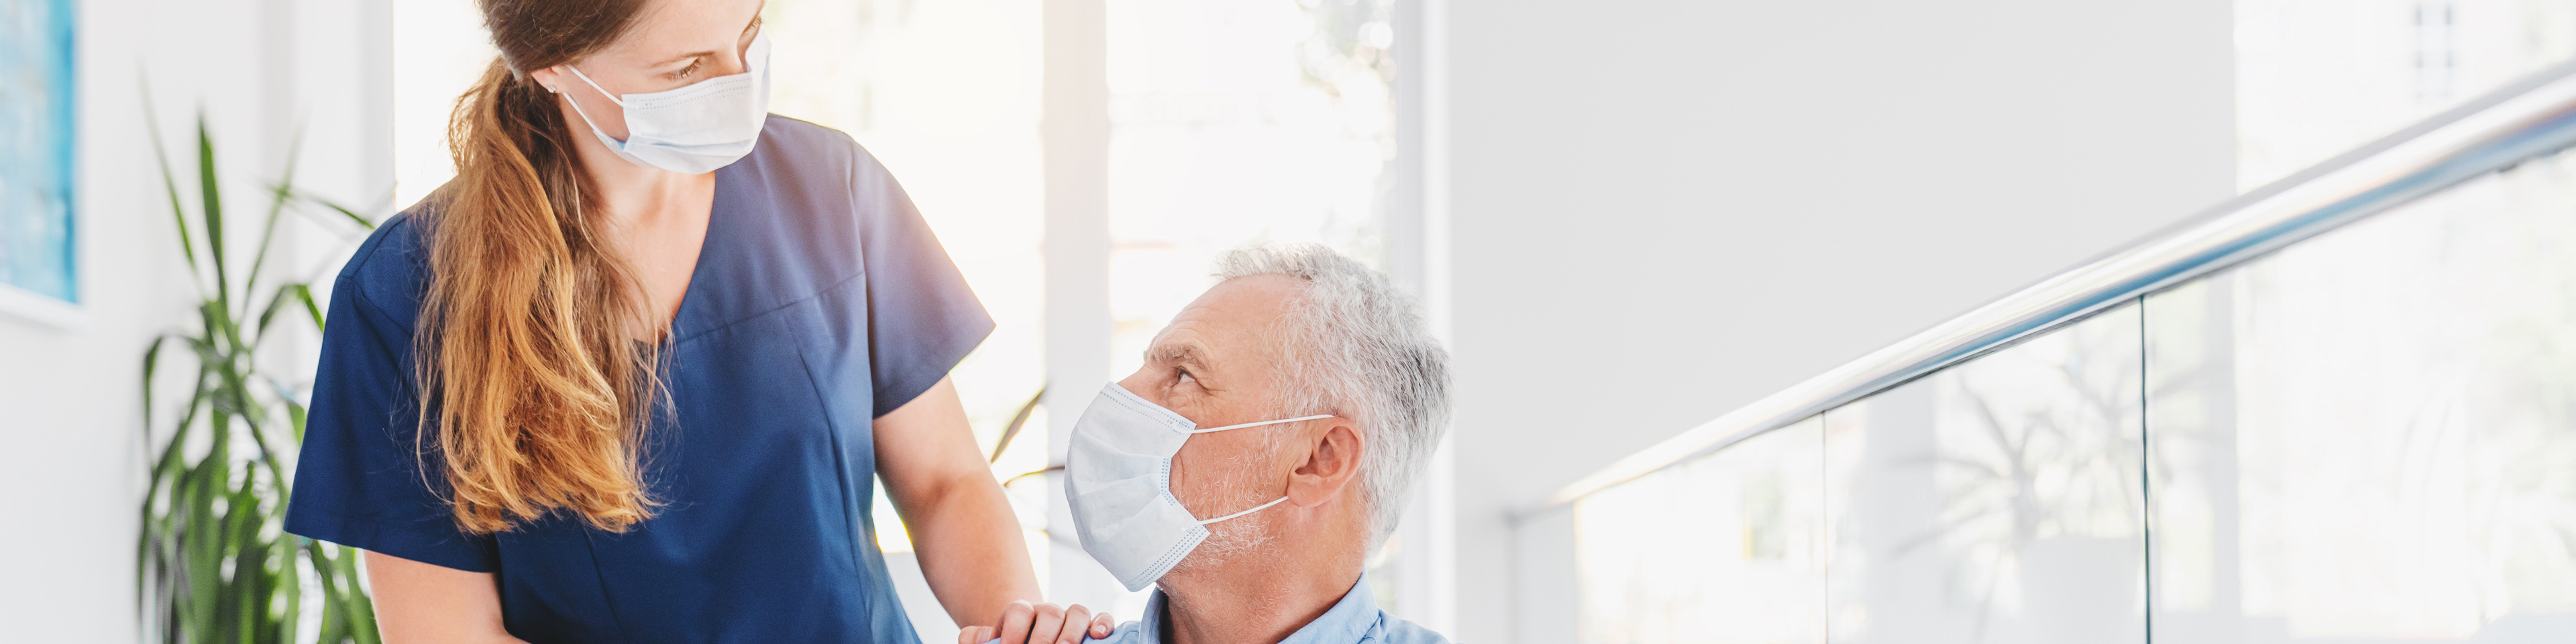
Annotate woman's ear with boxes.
[1285,420,1364,508]
[527,66,564,94]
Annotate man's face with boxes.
[1114,275,1311,543]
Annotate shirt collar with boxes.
[1138,572,1379,644]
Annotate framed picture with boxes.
[1,0,80,329]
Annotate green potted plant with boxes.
[136,101,383,644]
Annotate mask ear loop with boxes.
[1179,413,1331,525]
[1186,414,1332,434]
[1196,496,1289,525]
[561,65,629,107]
[555,65,628,144]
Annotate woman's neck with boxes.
[572,138,718,226]
[561,113,720,340]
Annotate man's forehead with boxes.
[1145,276,1301,365]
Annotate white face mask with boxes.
[557,34,772,174]
[1065,382,1331,592]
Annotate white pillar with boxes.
[1387,0,1456,634]
[1040,0,1124,613]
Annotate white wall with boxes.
[1,1,2239,640]
[0,0,387,638]
[1437,1,2237,642]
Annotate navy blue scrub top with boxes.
[285,115,992,644]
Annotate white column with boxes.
[1040,0,1124,612]
[1387,0,1456,634]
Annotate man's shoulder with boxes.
[1367,612,1457,644]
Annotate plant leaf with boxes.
[222,475,262,642]
[140,79,201,281]
[136,333,178,614]
[295,191,380,231]
[256,284,294,337]
[338,547,381,644]
[294,284,325,333]
[991,387,1046,464]
[198,113,231,316]
[186,460,221,641]
[138,99,376,644]
[244,126,304,305]
[274,538,301,644]
[286,398,309,445]
[309,543,348,644]
[142,335,168,432]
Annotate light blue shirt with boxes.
[1015,574,1454,644]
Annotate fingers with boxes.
[995,600,1036,644]
[1049,604,1093,644]
[991,601,1119,644]
[1025,602,1068,644]
[1090,611,1116,640]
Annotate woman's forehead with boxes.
[602,0,761,62]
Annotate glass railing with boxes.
[1533,59,2576,644]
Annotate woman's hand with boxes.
[956,600,1117,644]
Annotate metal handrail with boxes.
[1521,58,2576,518]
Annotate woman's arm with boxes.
[877,377,1112,643]
[364,550,530,644]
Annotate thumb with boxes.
[958,625,995,644]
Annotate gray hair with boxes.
[1216,243,1452,544]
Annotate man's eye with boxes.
[1176,370,1197,384]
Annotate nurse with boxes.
[283,1,1108,643]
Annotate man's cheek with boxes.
[1166,448,1212,510]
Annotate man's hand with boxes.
[958,600,1117,644]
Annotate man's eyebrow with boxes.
[1145,341,1216,372]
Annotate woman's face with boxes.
[527,0,765,142]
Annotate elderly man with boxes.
[967,244,1454,644]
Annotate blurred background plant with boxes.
[136,94,381,644]
[1919,315,2146,643]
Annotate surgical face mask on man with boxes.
[552,33,773,174]
[1063,382,1329,592]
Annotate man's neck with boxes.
[1160,564,1360,644]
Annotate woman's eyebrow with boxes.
[651,50,721,67]
[649,14,761,68]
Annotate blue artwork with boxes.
[1,0,77,304]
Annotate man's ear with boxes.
[1285,420,1364,508]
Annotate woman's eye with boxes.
[672,58,703,79]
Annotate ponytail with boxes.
[415,56,660,534]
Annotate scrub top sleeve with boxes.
[284,275,500,573]
[851,146,996,418]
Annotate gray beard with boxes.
[1170,450,1285,577]
[1164,507,1289,620]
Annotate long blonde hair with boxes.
[417,0,659,534]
